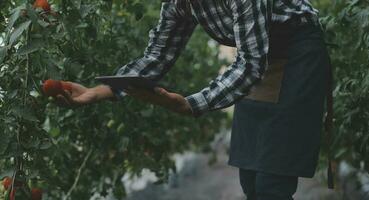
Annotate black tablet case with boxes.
[95,76,157,91]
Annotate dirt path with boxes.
[126,152,244,200]
[126,149,342,200]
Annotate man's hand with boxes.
[53,81,193,116]
[125,87,193,116]
[55,82,114,107]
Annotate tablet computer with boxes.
[95,75,157,91]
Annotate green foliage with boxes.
[318,0,369,171]
[0,0,227,199]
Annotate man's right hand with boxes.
[55,82,114,107]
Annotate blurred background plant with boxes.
[317,0,369,173]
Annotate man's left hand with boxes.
[124,87,193,116]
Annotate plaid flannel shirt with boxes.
[114,0,319,116]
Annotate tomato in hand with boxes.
[42,79,63,97]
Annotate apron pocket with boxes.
[244,59,287,104]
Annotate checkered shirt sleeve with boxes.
[113,2,196,99]
[185,0,270,116]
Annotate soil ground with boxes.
[126,150,342,200]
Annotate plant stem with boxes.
[63,149,93,200]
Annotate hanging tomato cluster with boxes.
[33,0,51,12]
[1,177,42,200]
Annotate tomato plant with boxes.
[0,0,227,199]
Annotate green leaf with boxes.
[334,148,347,159]
[46,58,62,79]
[26,4,39,24]
[0,133,11,155]
[64,110,74,118]
[22,138,40,149]
[0,46,8,64]
[348,0,360,8]
[37,19,50,28]
[80,5,95,18]
[131,3,146,20]
[42,117,51,132]
[11,106,39,122]
[119,137,130,151]
[117,123,125,133]
[65,61,83,78]
[29,90,40,98]
[39,139,53,150]
[43,118,60,137]
[49,127,60,137]
[72,0,82,9]
[9,20,32,46]
[7,90,18,99]
[26,170,40,179]
[6,7,21,31]
[17,39,43,55]
[107,119,115,128]
[75,23,88,29]
[140,109,153,117]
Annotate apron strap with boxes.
[325,54,334,189]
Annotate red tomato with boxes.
[61,81,72,92]
[9,189,16,200]
[42,79,63,97]
[2,177,12,190]
[33,0,51,12]
[31,188,43,200]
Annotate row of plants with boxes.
[0,0,227,199]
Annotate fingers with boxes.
[61,89,74,103]
[61,88,72,97]
[64,81,88,97]
[54,90,79,108]
[54,94,71,107]
[154,87,169,97]
[154,88,175,107]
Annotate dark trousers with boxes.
[239,168,298,200]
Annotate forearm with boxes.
[90,85,115,101]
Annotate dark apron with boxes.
[228,19,330,179]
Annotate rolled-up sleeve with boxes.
[113,2,197,99]
[185,0,270,116]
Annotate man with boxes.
[57,0,331,199]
